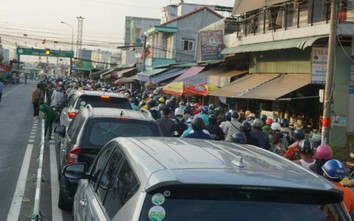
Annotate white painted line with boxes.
[28,139,34,143]
[2,84,23,97]
[50,143,63,221]
[30,136,35,139]
[6,144,33,221]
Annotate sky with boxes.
[0,0,235,53]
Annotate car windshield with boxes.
[76,95,131,110]
[84,118,161,147]
[139,186,348,221]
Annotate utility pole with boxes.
[322,0,338,144]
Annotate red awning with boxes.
[171,67,205,83]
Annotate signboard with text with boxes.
[199,30,224,61]
[17,48,74,58]
[311,47,327,84]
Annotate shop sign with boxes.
[351,56,354,81]
[311,47,327,85]
[200,30,224,61]
[334,116,348,126]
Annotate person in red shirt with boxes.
[322,159,354,216]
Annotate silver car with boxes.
[63,137,350,221]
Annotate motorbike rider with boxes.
[284,129,306,160]
[231,132,247,144]
[322,159,354,216]
[309,144,332,175]
[205,114,225,141]
[269,122,287,155]
[293,140,316,169]
[262,118,273,134]
[223,111,242,142]
[249,118,270,150]
[185,117,212,140]
[174,108,188,137]
[241,122,259,146]
[198,106,209,126]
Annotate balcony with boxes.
[224,1,354,48]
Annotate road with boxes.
[0,80,72,221]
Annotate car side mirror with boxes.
[54,125,66,137]
[62,163,88,180]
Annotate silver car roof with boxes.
[75,90,127,98]
[113,137,338,193]
[86,107,155,121]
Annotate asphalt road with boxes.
[0,80,72,221]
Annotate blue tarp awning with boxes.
[150,68,187,84]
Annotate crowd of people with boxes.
[29,75,354,217]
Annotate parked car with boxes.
[55,105,162,209]
[63,137,350,221]
[60,90,132,127]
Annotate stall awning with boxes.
[239,74,311,100]
[150,68,187,84]
[113,67,137,79]
[208,74,280,98]
[177,69,247,87]
[222,36,328,55]
[136,68,168,82]
[114,75,137,84]
[171,67,205,82]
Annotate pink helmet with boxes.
[316,144,332,160]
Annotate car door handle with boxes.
[79,199,87,207]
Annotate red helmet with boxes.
[316,144,332,160]
[266,118,273,125]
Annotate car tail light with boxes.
[68,111,77,119]
[100,95,110,99]
[66,146,81,164]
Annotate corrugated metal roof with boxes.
[136,68,168,82]
[149,68,187,84]
[222,36,328,55]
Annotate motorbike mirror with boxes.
[173,131,179,137]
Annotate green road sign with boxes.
[17,48,74,58]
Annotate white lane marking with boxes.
[6,144,33,221]
[2,84,24,97]
[50,143,63,221]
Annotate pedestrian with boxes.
[0,79,4,103]
[39,103,57,140]
[32,84,44,119]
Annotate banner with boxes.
[311,47,327,84]
[200,30,224,60]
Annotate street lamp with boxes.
[60,21,74,52]
[60,21,74,77]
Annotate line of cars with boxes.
[55,90,351,221]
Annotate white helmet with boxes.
[174,108,184,116]
[271,122,281,131]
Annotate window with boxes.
[89,143,115,189]
[66,112,85,143]
[75,95,131,110]
[103,160,140,219]
[180,40,194,51]
[96,147,124,204]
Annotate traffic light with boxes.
[44,48,51,56]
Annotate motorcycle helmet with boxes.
[208,114,217,124]
[316,144,333,160]
[261,114,267,122]
[225,112,232,121]
[241,122,252,133]
[322,159,345,180]
[232,132,247,144]
[298,140,314,154]
[252,118,263,129]
[266,118,274,125]
[281,118,289,127]
[147,99,157,108]
[174,108,184,117]
[192,117,205,131]
[208,104,215,110]
[231,111,239,119]
[294,129,305,140]
[271,122,281,131]
[201,106,209,114]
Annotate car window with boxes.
[76,95,131,110]
[96,147,124,204]
[103,159,140,220]
[89,143,115,190]
[67,112,85,143]
[83,118,161,147]
[67,94,77,108]
[139,186,349,221]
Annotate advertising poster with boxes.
[200,30,224,60]
[311,47,327,84]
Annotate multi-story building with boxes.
[209,0,354,146]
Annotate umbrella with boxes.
[162,81,192,96]
[185,83,219,96]
[163,82,218,96]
